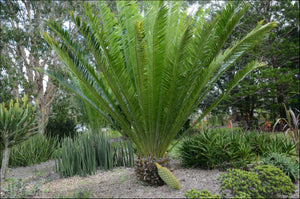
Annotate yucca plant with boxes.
[0,95,41,181]
[39,1,276,185]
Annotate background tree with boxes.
[212,0,299,129]
[0,0,86,134]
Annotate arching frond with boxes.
[40,1,276,159]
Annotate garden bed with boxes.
[2,159,299,198]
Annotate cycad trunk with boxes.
[135,155,170,186]
[0,137,10,181]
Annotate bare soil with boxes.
[1,159,299,198]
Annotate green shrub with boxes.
[184,188,220,199]
[219,168,262,198]
[0,134,58,168]
[262,152,299,182]
[178,129,255,169]
[248,132,296,157]
[254,165,296,197]
[233,191,251,198]
[218,165,296,198]
[55,131,134,177]
[185,188,201,199]
[178,129,297,169]
[45,117,78,141]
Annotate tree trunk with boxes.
[37,78,56,135]
[0,137,10,182]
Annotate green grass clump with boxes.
[218,165,296,198]
[55,130,134,177]
[0,134,58,168]
[178,128,296,169]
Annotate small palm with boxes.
[40,1,276,183]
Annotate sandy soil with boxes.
[1,159,299,198]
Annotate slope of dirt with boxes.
[1,159,299,198]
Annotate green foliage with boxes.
[216,1,299,129]
[0,95,41,150]
[175,119,191,139]
[6,179,26,199]
[55,131,134,177]
[40,1,276,162]
[218,165,296,198]
[262,153,299,182]
[0,95,41,180]
[233,191,251,199]
[1,178,39,199]
[0,1,88,138]
[185,188,201,199]
[253,165,296,198]
[45,117,78,141]
[0,134,58,168]
[273,104,299,155]
[219,168,262,198]
[249,132,296,157]
[111,140,134,168]
[185,188,220,199]
[178,129,296,169]
[0,56,17,104]
[179,128,251,169]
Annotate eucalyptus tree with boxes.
[0,0,86,134]
[40,1,276,185]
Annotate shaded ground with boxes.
[1,159,299,198]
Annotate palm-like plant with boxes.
[40,1,276,185]
[0,95,41,181]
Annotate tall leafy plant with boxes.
[0,95,41,181]
[3,134,58,167]
[39,1,276,184]
[273,104,299,155]
[55,131,134,177]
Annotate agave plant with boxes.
[0,95,41,181]
[39,1,276,185]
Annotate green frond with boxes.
[40,1,276,159]
[199,60,266,121]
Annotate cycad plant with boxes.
[40,1,276,185]
[0,95,41,181]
